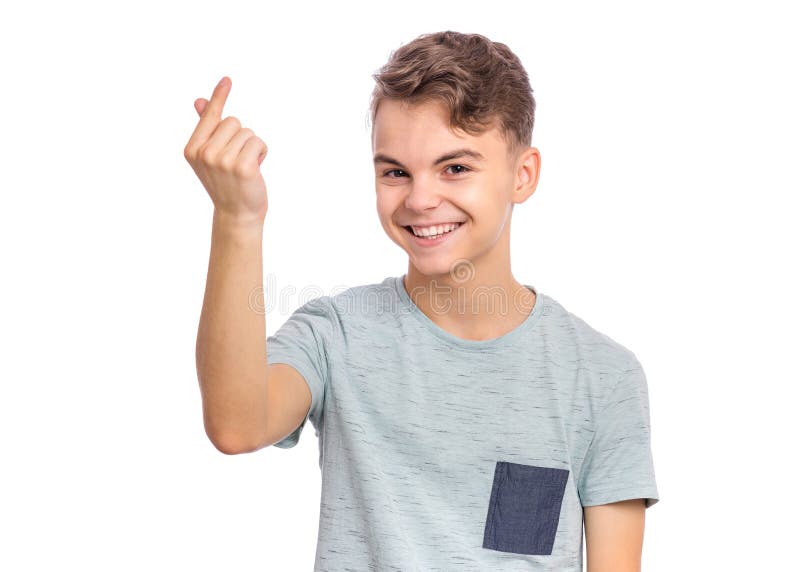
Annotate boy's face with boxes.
[372,99,539,280]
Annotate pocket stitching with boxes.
[482,461,569,556]
[485,460,505,548]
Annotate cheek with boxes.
[375,197,398,232]
[458,182,512,230]
[376,188,404,212]
[375,197,390,220]
[454,185,495,217]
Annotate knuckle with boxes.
[222,115,241,128]
[219,154,237,172]
[249,136,267,154]
[198,144,217,164]
[234,162,255,178]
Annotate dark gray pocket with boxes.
[482,461,570,556]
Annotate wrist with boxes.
[212,209,265,233]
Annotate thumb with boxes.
[194,98,209,116]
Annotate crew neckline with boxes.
[392,273,545,351]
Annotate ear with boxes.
[512,147,541,204]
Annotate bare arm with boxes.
[196,213,269,453]
[584,499,646,572]
[186,77,311,454]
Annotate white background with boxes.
[1,1,798,570]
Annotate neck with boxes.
[403,264,535,342]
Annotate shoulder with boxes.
[327,276,401,319]
[541,293,635,364]
[281,277,402,341]
[537,292,639,402]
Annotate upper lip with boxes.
[404,221,465,226]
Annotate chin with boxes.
[411,262,449,278]
[408,255,465,280]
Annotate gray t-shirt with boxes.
[266,275,659,571]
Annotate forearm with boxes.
[196,210,268,453]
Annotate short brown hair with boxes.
[369,31,535,160]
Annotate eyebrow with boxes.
[373,148,486,169]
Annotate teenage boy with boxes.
[186,30,659,572]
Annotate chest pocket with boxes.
[482,461,570,556]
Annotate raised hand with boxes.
[184,76,269,226]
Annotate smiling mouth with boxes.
[401,222,464,246]
[402,222,464,240]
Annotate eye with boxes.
[445,164,471,175]
[383,169,408,178]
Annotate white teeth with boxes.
[411,222,461,237]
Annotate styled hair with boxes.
[369,31,535,160]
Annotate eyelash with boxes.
[383,164,471,178]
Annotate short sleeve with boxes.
[577,355,660,508]
[266,295,335,449]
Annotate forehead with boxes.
[371,99,505,157]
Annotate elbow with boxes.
[201,403,271,454]
[211,437,247,456]
[207,429,262,455]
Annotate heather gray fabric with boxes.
[266,275,659,571]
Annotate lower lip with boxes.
[405,223,463,248]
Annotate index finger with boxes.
[187,76,232,145]
[203,76,231,120]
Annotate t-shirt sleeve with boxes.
[577,354,660,508]
[266,295,335,449]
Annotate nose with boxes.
[404,178,442,212]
